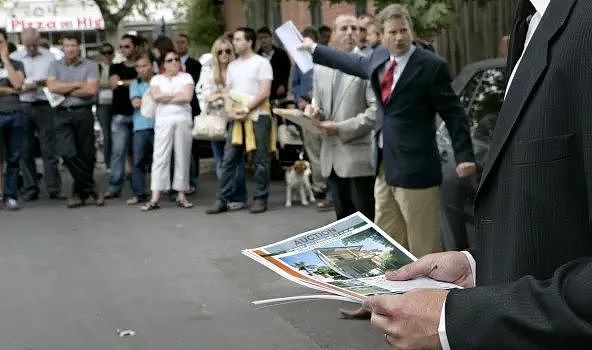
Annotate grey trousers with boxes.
[20,102,62,194]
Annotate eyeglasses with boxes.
[119,44,132,49]
[101,50,114,55]
[217,48,232,55]
[165,57,180,63]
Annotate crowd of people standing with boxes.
[0,7,474,239]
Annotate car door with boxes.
[439,63,506,250]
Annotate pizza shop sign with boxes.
[5,1,105,33]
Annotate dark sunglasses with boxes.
[165,57,180,63]
[119,44,132,49]
[217,48,232,55]
[101,50,114,55]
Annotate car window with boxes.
[466,68,506,143]
[459,70,483,110]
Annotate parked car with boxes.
[438,58,507,251]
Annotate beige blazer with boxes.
[312,62,376,178]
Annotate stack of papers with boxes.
[275,21,314,73]
[273,108,324,135]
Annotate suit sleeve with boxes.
[313,45,371,80]
[445,257,592,349]
[311,66,326,121]
[429,60,475,164]
[338,80,377,142]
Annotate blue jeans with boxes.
[217,115,270,203]
[212,139,247,203]
[0,111,24,201]
[211,140,225,179]
[132,129,154,199]
[108,114,133,195]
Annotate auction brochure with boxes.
[243,212,460,306]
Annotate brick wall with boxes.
[279,0,376,31]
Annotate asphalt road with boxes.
[0,170,392,350]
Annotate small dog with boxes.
[285,160,316,207]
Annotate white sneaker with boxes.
[4,198,20,211]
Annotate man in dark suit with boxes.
[301,5,476,258]
[175,34,202,193]
[257,27,291,102]
[353,1,592,348]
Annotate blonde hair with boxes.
[210,37,235,86]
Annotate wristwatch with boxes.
[117,80,124,86]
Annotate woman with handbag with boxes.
[141,50,195,211]
[195,37,247,209]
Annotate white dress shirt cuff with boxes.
[438,301,451,350]
[310,43,318,54]
[438,250,477,350]
[461,250,477,287]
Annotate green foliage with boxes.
[183,0,225,48]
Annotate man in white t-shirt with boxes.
[206,27,273,214]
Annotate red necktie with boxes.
[381,59,397,103]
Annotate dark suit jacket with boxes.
[446,0,592,348]
[184,56,202,116]
[313,44,474,189]
[258,46,291,101]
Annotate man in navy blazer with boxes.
[301,4,476,258]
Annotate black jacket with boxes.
[446,0,592,348]
[184,56,202,116]
[258,46,291,101]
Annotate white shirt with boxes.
[378,45,417,148]
[10,48,56,102]
[150,72,194,118]
[180,54,189,71]
[505,0,550,95]
[226,53,273,114]
[439,1,550,349]
[387,44,416,93]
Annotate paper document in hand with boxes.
[273,108,324,135]
[243,212,461,307]
[275,21,314,73]
[42,87,65,107]
[226,90,258,122]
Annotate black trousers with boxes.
[55,106,96,198]
[327,171,375,220]
[21,102,62,194]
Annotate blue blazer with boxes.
[313,44,474,188]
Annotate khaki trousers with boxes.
[374,164,442,257]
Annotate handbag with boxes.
[192,98,228,140]
[140,88,156,118]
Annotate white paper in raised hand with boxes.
[275,21,314,73]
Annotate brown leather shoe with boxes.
[249,200,267,214]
